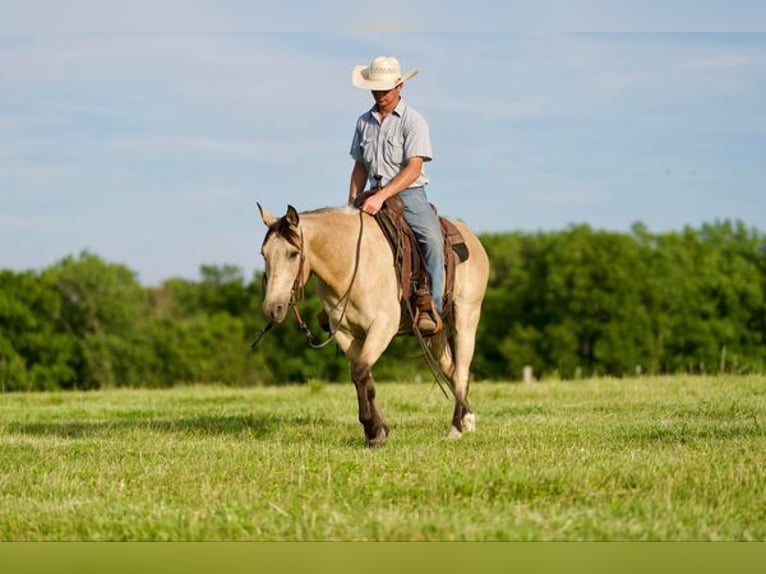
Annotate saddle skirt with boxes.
[373,195,470,328]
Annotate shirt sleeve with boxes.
[403,109,433,162]
[349,119,363,162]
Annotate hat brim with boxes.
[351,65,419,90]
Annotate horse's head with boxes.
[258,203,305,323]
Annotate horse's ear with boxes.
[258,202,278,227]
[286,205,300,227]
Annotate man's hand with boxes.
[352,189,384,214]
[359,192,386,216]
[351,189,373,208]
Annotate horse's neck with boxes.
[302,211,370,295]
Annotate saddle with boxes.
[373,195,470,331]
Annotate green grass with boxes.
[1,376,765,540]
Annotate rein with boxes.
[294,209,364,348]
[406,305,472,415]
[249,321,274,349]
[252,209,365,350]
[250,207,470,415]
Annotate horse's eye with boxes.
[289,252,300,260]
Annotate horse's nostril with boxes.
[263,302,287,323]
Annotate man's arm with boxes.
[358,156,425,215]
[376,156,424,202]
[348,160,368,204]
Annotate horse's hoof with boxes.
[463,413,476,433]
[366,428,388,447]
[447,426,462,440]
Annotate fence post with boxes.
[523,365,534,384]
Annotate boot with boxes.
[414,290,443,336]
[416,308,443,335]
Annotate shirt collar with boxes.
[371,97,406,117]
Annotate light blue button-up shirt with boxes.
[349,99,433,189]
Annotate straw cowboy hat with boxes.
[351,56,419,91]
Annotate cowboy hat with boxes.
[351,56,419,91]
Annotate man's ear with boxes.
[257,202,278,227]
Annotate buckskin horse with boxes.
[257,203,489,446]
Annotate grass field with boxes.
[1,375,764,541]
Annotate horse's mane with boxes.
[301,205,357,216]
[263,205,357,246]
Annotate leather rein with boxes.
[250,207,471,416]
[251,209,365,350]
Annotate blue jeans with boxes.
[398,187,445,314]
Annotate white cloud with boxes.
[1,1,251,34]
[2,31,765,284]
[110,135,318,163]
[0,34,342,109]
[685,54,753,70]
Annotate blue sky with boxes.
[2,20,765,284]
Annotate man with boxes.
[348,55,444,335]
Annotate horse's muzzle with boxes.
[262,300,289,323]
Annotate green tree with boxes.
[0,270,74,390]
[42,251,146,389]
[648,221,766,374]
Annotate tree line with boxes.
[1,219,764,391]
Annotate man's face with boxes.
[371,83,402,110]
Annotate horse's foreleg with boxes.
[351,362,389,446]
[334,327,395,447]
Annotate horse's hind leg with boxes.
[436,304,481,439]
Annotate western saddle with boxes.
[373,195,470,334]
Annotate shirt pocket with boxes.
[384,135,404,165]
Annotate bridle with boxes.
[251,209,365,350]
[250,207,472,415]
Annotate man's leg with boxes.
[399,187,445,314]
